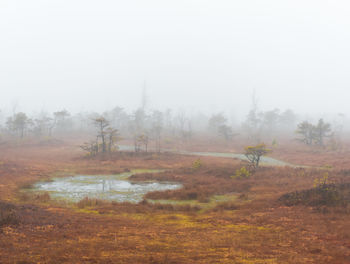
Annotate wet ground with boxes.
[29,170,182,203]
[119,145,296,167]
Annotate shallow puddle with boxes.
[30,170,182,203]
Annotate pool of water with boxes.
[30,170,182,203]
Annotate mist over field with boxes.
[3,2,350,263]
[1,0,350,118]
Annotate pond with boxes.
[30,170,182,203]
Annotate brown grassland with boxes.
[0,139,350,263]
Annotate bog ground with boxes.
[1,140,350,264]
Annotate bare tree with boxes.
[296,121,314,145]
[108,106,128,132]
[243,91,262,143]
[6,112,31,138]
[218,124,235,142]
[208,113,227,137]
[80,140,98,156]
[296,119,332,146]
[279,109,297,131]
[261,108,280,135]
[133,108,147,134]
[150,110,163,152]
[106,127,119,153]
[32,112,54,138]
[175,111,192,142]
[93,117,110,153]
[134,134,149,152]
[53,110,71,133]
[313,119,332,146]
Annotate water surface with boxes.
[119,145,295,167]
[181,151,295,166]
[32,170,181,203]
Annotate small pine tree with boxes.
[192,159,202,170]
[232,166,251,179]
[244,143,270,169]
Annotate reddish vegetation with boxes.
[131,164,252,201]
[0,140,350,263]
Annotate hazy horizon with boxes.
[1,0,350,117]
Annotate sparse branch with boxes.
[244,143,270,169]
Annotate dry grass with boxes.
[0,139,350,263]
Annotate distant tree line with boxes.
[5,110,71,139]
[0,101,344,154]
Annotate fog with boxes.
[1,0,350,117]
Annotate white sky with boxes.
[0,0,350,116]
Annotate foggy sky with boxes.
[1,0,350,116]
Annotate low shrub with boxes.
[95,199,201,213]
[77,197,108,209]
[0,201,19,227]
[192,159,202,170]
[279,183,350,208]
[211,201,239,212]
[232,166,251,179]
[34,192,51,202]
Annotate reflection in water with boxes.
[32,171,181,203]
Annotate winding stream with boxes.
[181,151,295,166]
[119,145,296,167]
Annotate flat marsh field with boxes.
[1,140,350,263]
